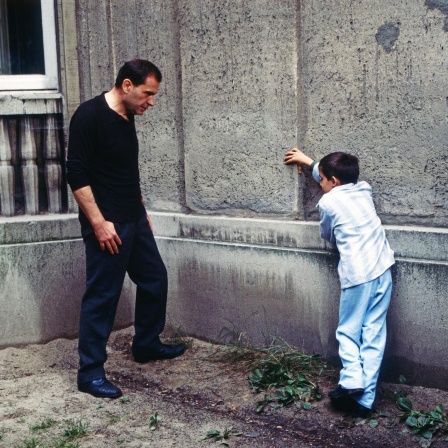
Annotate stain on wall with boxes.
[375,23,400,52]
[425,0,448,31]
[425,0,448,14]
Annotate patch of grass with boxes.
[162,325,194,349]
[106,412,121,425]
[201,427,242,445]
[30,417,57,431]
[62,419,88,441]
[53,439,80,448]
[19,438,42,448]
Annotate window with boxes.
[0,0,58,90]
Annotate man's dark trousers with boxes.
[77,214,168,384]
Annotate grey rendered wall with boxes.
[299,1,448,226]
[74,0,447,226]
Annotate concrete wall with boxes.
[0,215,135,346]
[151,213,448,389]
[1,1,447,389]
[73,0,448,226]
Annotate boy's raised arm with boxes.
[284,148,315,173]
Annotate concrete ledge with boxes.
[0,214,81,244]
[150,212,448,261]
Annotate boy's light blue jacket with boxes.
[312,164,395,289]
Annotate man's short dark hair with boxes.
[319,152,359,184]
[115,59,162,87]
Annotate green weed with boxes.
[53,439,79,448]
[19,438,42,448]
[106,412,121,425]
[30,417,57,431]
[247,339,327,411]
[397,397,448,446]
[211,335,329,412]
[162,325,194,349]
[149,412,161,431]
[202,427,242,445]
[62,419,87,440]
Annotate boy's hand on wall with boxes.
[284,148,314,174]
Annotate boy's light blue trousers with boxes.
[336,268,392,409]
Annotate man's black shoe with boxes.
[133,343,186,363]
[78,378,122,399]
[328,385,364,400]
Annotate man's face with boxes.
[122,75,160,116]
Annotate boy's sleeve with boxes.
[318,204,336,244]
[312,162,322,183]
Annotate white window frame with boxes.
[0,0,58,91]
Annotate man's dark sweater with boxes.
[67,93,145,225]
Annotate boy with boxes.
[284,148,395,417]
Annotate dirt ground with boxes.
[0,327,447,448]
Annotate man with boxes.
[67,59,186,399]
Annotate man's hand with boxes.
[284,148,314,174]
[93,220,122,254]
[73,186,122,254]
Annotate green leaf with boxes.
[420,430,433,439]
[397,397,413,413]
[418,416,430,427]
[303,402,312,410]
[418,437,432,448]
[429,412,442,420]
[207,430,220,437]
[406,416,419,427]
[399,375,407,384]
[369,420,379,428]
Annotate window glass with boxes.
[0,0,45,75]
[0,0,58,91]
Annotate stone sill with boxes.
[0,92,63,115]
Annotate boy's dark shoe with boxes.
[351,403,372,419]
[133,343,186,363]
[328,385,364,400]
[78,378,122,399]
[330,394,372,418]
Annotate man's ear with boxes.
[122,79,133,93]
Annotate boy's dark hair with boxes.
[115,59,162,87]
[319,152,359,184]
